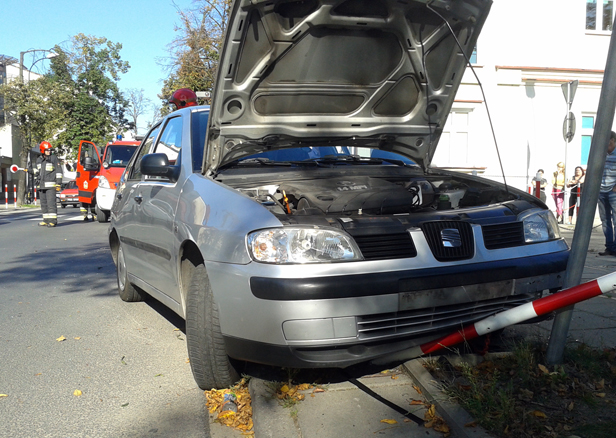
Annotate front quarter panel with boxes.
[176,173,283,264]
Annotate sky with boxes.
[2,0,195,134]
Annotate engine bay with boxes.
[236,174,520,218]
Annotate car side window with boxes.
[191,110,209,172]
[153,116,183,165]
[129,125,161,180]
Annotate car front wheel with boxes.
[117,244,144,302]
[186,263,239,390]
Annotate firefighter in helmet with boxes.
[168,88,198,110]
[34,141,62,227]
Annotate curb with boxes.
[249,378,298,438]
[403,358,494,438]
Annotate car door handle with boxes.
[134,195,143,204]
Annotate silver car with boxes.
[109,0,568,390]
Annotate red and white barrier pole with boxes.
[34,187,37,205]
[414,271,616,356]
[4,184,7,210]
[13,185,16,208]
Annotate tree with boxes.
[158,0,232,115]
[48,34,133,152]
[0,77,71,205]
[125,88,152,136]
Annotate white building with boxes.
[433,0,613,204]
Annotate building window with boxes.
[581,115,595,166]
[469,46,477,64]
[587,0,614,31]
[432,110,472,167]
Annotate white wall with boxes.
[436,0,614,199]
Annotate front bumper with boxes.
[208,248,568,368]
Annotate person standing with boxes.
[566,166,585,225]
[598,131,616,256]
[34,141,62,227]
[551,162,566,223]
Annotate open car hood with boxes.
[207,0,492,171]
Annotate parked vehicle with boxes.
[109,0,568,390]
[58,180,79,208]
[76,139,140,222]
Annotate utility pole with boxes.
[546,26,616,364]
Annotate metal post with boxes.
[546,26,616,364]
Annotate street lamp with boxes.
[19,49,57,83]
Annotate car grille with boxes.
[482,222,525,249]
[356,293,535,341]
[354,233,417,261]
[421,221,474,261]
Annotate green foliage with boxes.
[46,35,133,153]
[158,0,232,115]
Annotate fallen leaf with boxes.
[381,419,398,424]
[532,410,547,418]
[280,384,290,393]
[413,384,423,395]
[154,374,163,377]
[121,403,129,407]
[595,393,606,398]
[312,388,325,393]
[0,394,8,397]
[34,373,42,376]
[538,364,549,374]
[74,337,81,340]
[567,401,574,411]
[73,390,82,396]
[465,421,477,427]
[410,400,424,405]
[595,379,605,390]
[56,336,66,342]
[297,384,311,391]
[391,374,399,380]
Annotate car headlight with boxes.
[247,227,363,264]
[519,209,561,243]
[59,194,66,199]
[98,176,111,189]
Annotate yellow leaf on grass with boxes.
[56,336,66,342]
[532,410,547,418]
[279,384,290,393]
[381,419,398,424]
[73,390,82,396]
[297,384,311,391]
[0,394,8,397]
[538,364,549,374]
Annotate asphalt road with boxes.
[0,208,210,438]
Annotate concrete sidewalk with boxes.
[211,223,616,438]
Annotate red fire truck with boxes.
[76,139,140,222]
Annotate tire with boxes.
[116,243,144,302]
[61,204,66,209]
[95,205,109,223]
[186,263,239,390]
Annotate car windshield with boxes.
[240,147,416,166]
[104,146,138,168]
[65,181,77,190]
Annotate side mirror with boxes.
[84,156,100,171]
[141,153,181,183]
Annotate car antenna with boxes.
[426,0,510,196]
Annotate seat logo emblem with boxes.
[441,228,462,248]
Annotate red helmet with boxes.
[40,141,53,153]
[168,88,198,109]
